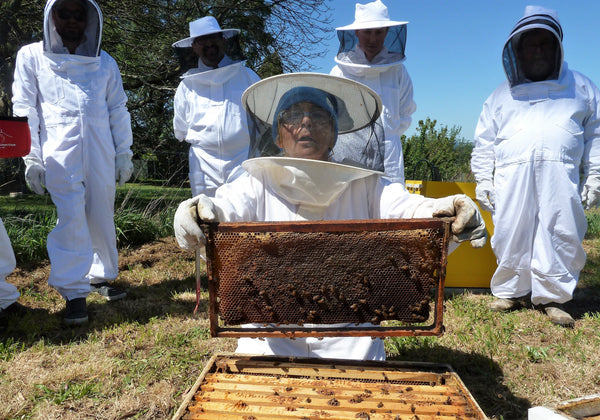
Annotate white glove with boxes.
[475,180,495,212]
[115,153,134,186]
[24,157,46,195]
[173,194,218,250]
[581,174,600,210]
[432,194,487,248]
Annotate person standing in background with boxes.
[471,6,600,327]
[331,0,416,183]
[12,0,134,325]
[172,16,260,198]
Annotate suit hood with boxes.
[502,5,563,88]
[43,0,102,57]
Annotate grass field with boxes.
[1,189,599,419]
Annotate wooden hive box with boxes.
[173,353,488,420]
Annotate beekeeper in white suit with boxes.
[172,16,260,197]
[174,73,487,360]
[471,5,600,327]
[12,0,134,325]
[330,0,416,183]
[0,218,25,330]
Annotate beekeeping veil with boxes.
[335,0,408,68]
[502,5,563,87]
[241,73,384,219]
[172,16,245,75]
[44,0,102,57]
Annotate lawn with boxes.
[1,189,599,419]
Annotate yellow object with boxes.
[406,180,496,288]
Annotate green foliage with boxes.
[4,212,55,267]
[35,381,100,405]
[1,184,190,267]
[585,209,600,239]
[525,345,549,363]
[402,118,474,182]
[0,337,25,362]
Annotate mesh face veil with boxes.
[242,73,385,172]
[336,25,407,66]
[502,5,563,87]
[173,32,245,75]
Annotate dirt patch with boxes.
[8,237,195,309]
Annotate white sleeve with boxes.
[12,45,43,163]
[172,82,188,142]
[395,65,417,136]
[378,179,434,218]
[104,52,133,157]
[581,75,600,177]
[211,175,261,222]
[471,96,497,183]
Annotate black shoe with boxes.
[90,282,127,301]
[64,298,88,326]
[1,301,30,317]
[0,302,31,330]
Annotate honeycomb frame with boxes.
[201,218,452,338]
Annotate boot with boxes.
[489,297,521,312]
[542,303,574,328]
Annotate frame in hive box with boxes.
[172,353,488,420]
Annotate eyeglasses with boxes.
[55,8,86,22]
[278,109,333,130]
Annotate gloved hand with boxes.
[432,194,487,248]
[475,180,495,212]
[115,153,134,186]
[24,157,46,195]
[173,194,218,250]
[581,174,600,210]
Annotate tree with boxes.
[402,118,474,182]
[0,0,333,186]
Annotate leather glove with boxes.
[115,153,134,186]
[581,174,600,210]
[173,194,218,250]
[432,194,487,248]
[24,157,46,195]
[475,180,495,212]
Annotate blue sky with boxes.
[311,1,600,139]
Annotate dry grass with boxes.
[1,236,599,420]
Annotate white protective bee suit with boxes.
[173,59,260,197]
[471,6,600,306]
[12,0,133,300]
[174,74,486,360]
[0,218,19,309]
[330,0,416,183]
[208,158,468,360]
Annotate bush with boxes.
[586,210,600,239]
[114,211,162,247]
[4,212,55,267]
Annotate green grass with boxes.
[1,186,600,419]
[0,183,191,266]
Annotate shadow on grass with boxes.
[0,274,210,346]
[387,345,530,419]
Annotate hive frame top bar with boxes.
[202,218,452,338]
[172,352,489,420]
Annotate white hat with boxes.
[172,16,239,48]
[336,0,407,31]
[242,73,382,135]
